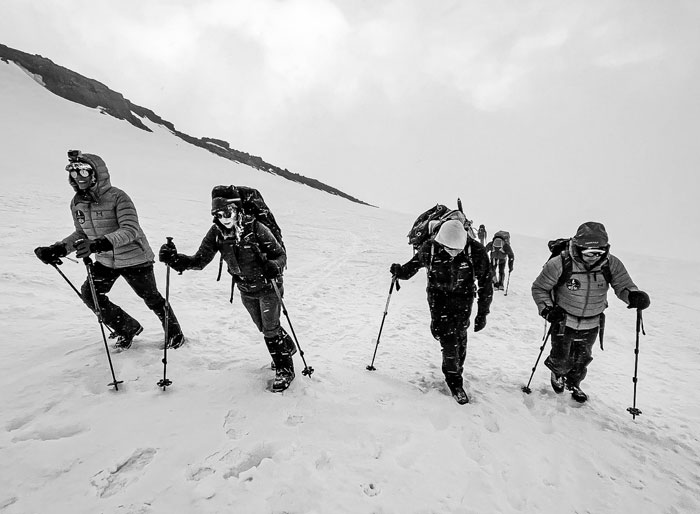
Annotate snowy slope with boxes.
[1,59,699,514]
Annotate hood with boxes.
[434,219,468,249]
[68,153,112,200]
[572,221,609,248]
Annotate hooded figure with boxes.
[34,150,184,350]
[531,221,650,403]
[389,218,493,405]
[158,186,297,392]
[477,224,487,245]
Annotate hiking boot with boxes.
[114,324,143,350]
[568,385,588,403]
[550,371,565,394]
[161,332,185,350]
[451,386,469,405]
[447,382,470,405]
[272,369,295,392]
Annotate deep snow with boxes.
[1,59,699,514]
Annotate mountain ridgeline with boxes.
[0,43,370,206]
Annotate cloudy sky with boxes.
[2,0,699,258]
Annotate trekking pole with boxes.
[269,279,314,377]
[157,237,174,391]
[522,322,554,394]
[50,262,115,336]
[366,276,398,371]
[627,310,645,419]
[504,270,511,296]
[83,257,123,391]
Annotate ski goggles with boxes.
[65,162,94,178]
[580,247,606,258]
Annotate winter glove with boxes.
[390,263,402,276]
[34,242,67,265]
[262,260,280,279]
[473,312,487,332]
[508,264,514,273]
[159,242,178,264]
[541,305,567,323]
[168,255,189,274]
[74,238,112,259]
[627,290,650,310]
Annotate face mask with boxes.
[445,247,462,258]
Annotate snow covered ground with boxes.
[1,59,699,514]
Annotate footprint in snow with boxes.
[90,448,157,498]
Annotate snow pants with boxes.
[544,324,599,387]
[80,262,182,339]
[428,290,472,389]
[491,258,507,288]
[240,285,294,373]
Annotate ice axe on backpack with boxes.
[366,275,398,371]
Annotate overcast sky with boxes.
[2,0,699,258]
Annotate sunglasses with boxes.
[580,248,606,257]
[65,162,94,178]
[214,209,236,219]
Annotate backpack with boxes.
[493,230,510,246]
[547,238,611,288]
[407,201,475,251]
[211,185,283,248]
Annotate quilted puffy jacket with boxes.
[60,153,155,268]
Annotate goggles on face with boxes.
[214,208,236,219]
[66,162,94,178]
[580,247,606,258]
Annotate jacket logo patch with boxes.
[566,278,581,291]
[75,209,85,225]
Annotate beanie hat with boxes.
[211,197,239,214]
[572,221,609,248]
[434,220,468,249]
[211,185,241,202]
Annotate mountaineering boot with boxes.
[271,330,297,369]
[568,385,588,403]
[163,332,186,350]
[272,348,295,392]
[550,371,565,394]
[114,324,143,350]
[447,381,469,405]
[272,368,295,392]
[451,386,469,405]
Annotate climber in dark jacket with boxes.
[390,220,493,405]
[159,189,296,392]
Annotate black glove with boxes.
[508,264,514,273]
[169,255,189,274]
[74,238,112,259]
[474,312,487,332]
[34,242,67,265]
[390,263,402,276]
[262,260,280,279]
[159,242,178,264]
[627,290,650,310]
[541,305,567,323]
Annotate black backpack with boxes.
[211,185,283,248]
[547,238,611,288]
[407,200,475,251]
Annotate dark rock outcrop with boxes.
[0,43,371,206]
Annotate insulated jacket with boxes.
[394,239,493,315]
[532,240,639,330]
[60,153,154,268]
[177,217,286,297]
